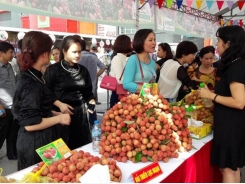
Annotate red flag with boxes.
[216,1,224,10]
[239,19,243,27]
[237,0,245,10]
[157,0,164,8]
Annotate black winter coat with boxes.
[12,68,56,170]
[44,60,94,150]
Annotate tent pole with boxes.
[154,0,158,32]
[136,0,139,31]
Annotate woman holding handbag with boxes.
[109,35,133,107]
[123,29,156,93]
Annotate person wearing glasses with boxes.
[156,42,173,82]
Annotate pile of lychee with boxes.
[184,91,213,123]
[31,150,121,183]
[99,94,192,163]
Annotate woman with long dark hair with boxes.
[198,25,245,182]
[109,34,132,107]
[156,42,173,82]
[44,36,95,150]
[12,31,71,170]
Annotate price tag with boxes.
[132,162,163,183]
[36,138,71,165]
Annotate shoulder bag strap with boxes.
[136,55,144,79]
[119,67,125,81]
[119,55,145,81]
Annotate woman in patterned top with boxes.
[192,46,217,91]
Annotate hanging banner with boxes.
[166,0,174,8]
[186,0,193,8]
[0,0,220,39]
[175,11,185,30]
[148,0,155,8]
[227,1,234,10]
[216,1,224,10]
[164,7,176,20]
[206,0,214,10]
[234,19,238,25]
[196,0,203,9]
[182,14,193,33]
[157,8,163,30]
[156,7,218,38]
[237,0,245,10]
[157,0,164,8]
[0,0,138,28]
[157,7,176,30]
[163,17,175,31]
[176,0,183,9]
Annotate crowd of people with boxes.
[0,25,245,183]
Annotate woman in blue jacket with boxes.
[123,29,156,93]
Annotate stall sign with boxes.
[36,138,71,165]
[97,24,117,37]
[37,16,50,28]
[132,162,163,183]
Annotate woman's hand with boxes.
[191,76,203,82]
[58,114,71,126]
[183,86,188,90]
[136,84,143,94]
[87,100,96,114]
[51,110,62,116]
[156,63,160,71]
[197,84,214,100]
[58,102,74,115]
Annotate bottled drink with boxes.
[199,83,213,107]
[185,104,198,119]
[0,109,4,116]
[92,120,101,152]
[168,98,174,102]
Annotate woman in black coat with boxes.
[44,36,96,150]
[12,31,71,170]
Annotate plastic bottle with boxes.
[199,83,213,108]
[92,120,101,152]
[168,98,174,102]
[185,105,198,119]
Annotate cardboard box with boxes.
[188,123,212,140]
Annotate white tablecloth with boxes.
[7,134,213,183]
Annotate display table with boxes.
[7,133,222,183]
[163,137,222,183]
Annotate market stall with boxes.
[5,134,221,183]
[1,88,219,183]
